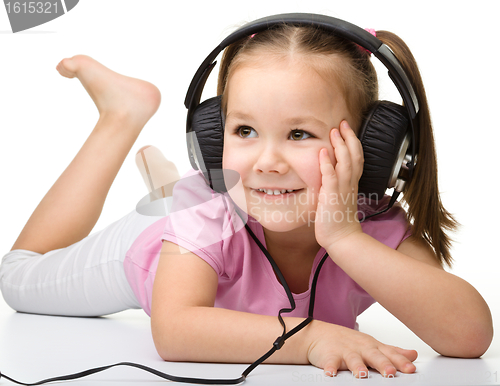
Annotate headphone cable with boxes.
[0,201,327,386]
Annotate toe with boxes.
[56,58,77,78]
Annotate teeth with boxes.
[257,188,297,195]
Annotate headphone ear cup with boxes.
[358,101,409,200]
[188,95,227,192]
[190,95,224,171]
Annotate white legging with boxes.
[0,210,162,317]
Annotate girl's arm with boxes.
[316,122,493,358]
[150,240,311,364]
[327,232,493,358]
[150,241,417,377]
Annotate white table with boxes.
[1,300,499,386]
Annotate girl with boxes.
[0,15,493,380]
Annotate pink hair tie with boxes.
[363,28,377,55]
[364,28,376,37]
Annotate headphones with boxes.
[185,13,419,203]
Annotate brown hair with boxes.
[216,24,458,267]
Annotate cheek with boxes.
[298,152,323,192]
[222,144,251,198]
[225,172,248,214]
[222,147,249,213]
[222,146,243,174]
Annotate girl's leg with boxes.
[11,55,161,254]
[1,209,161,316]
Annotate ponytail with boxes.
[376,31,458,267]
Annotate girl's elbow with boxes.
[156,346,183,362]
[151,317,186,362]
[440,302,494,358]
[437,324,493,358]
[461,312,494,358]
[153,328,186,362]
[463,327,494,358]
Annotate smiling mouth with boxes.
[253,188,302,196]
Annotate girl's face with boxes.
[223,57,353,232]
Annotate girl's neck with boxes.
[262,224,321,263]
[262,224,321,294]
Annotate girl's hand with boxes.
[307,321,418,378]
[314,120,364,251]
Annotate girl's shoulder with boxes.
[163,168,247,259]
[359,195,411,249]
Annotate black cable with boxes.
[361,190,401,222]
[0,363,246,385]
[1,198,327,386]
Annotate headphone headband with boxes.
[185,13,419,131]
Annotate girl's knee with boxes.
[0,250,41,278]
[1,249,41,265]
[0,250,41,311]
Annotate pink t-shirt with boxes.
[124,169,411,329]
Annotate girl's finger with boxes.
[362,349,397,378]
[330,128,353,192]
[319,148,339,200]
[339,120,364,183]
[330,143,337,169]
[323,355,342,377]
[381,347,418,373]
[387,353,416,374]
[319,148,336,178]
[391,346,418,361]
[344,352,369,378]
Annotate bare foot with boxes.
[56,55,161,129]
[136,145,180,198]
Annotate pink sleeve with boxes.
[360,196,412,250]
[161,169,243,276]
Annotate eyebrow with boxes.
[226,111,329,129]
[225,111,253,121]
[284,116,329,129]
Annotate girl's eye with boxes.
[289,130,312,141]
[236,126,257,138]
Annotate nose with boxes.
[253,143,289,174]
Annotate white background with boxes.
[0,0,499,359]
